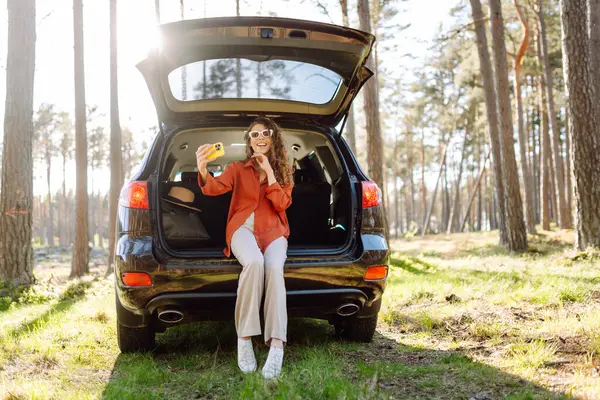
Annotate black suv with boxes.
[115,16,389,352]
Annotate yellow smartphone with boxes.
[207,142,225,161]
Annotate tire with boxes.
[337,314,378,342]
[117,321,155,353]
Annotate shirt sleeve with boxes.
[265,181,293,212]
[198,163,236,196]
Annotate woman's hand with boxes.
[251,153,273,174]
[196,144,220,185]
[196,144,218,173]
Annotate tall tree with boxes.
[513,0,536,234]
[469,0,509,245]
[57,112,73,247]
[560,0,600,249]
[488,0,528,251]
[33,104,59,246]
[538,74,551,231]
[107,0,123,276]
[537,0,572,229]
[71,0,90,277]
[0,0,36,285]
[358,0,386,236]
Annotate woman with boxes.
[196,117,294,379]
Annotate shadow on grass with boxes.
[390,256,436,275]
[101,318,572,399]
[0,280,93,341]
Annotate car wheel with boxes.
[336,314,378,342]
[117,321,155,353]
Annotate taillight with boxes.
[121,272,152,287]
[361,181,382,208]
[364,265,388,281]
[119,181,149,209]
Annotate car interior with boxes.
[159,127,352,252]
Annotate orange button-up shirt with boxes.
[198,159,294,257]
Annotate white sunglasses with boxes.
[248,129,273,139]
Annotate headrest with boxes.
[180,171,198,183]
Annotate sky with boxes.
[0,0,455,196]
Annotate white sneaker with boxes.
[237,338,257,373]
[262,346,284,379]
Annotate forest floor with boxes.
[1,229,599,399]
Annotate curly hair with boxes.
[244,117,293,186]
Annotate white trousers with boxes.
[230,213,288,343]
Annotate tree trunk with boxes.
[423,143,449,236]
[489,0,528,251]
[107,0,123,276]
[0,0,36,285]
[71,0,89,277]
[394,131,400,238]
[46,159,54,246]
[420,131,426,229]
[461,153,491,232]
[469,0,509,245]
[447,132,468,234]
[358,0,386,237]
[407,130,415,231]
[560,0,600,249]
[62,157,68,246]
[538,74,551,231]
[538,0,572,229]
[564,110,572,212]
[513,0,536,234]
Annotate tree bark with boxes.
[107,0,123,276]
[537,0,572,229]
[71,0,90,277]
[489,0,528,251]
[513,0,536,234]
[560,0,600,249]
[0,0,36,285]
[358,0,387,238]
[538,74,551,231]
[469,0,509,245]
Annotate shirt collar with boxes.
[244,159,255,168]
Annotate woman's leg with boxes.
[261,236,288,379]
[263,236,288,345]
[231,225,264,373]
[231,225,265,338]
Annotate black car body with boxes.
[114,16,389,352]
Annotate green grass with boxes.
[1,230,598,398]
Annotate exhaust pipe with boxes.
[157,308,184,323]
[337,303,360,316]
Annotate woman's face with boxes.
[248,123,273,155]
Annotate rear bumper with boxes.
[115,231,388,329]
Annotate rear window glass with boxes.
[167,59,343,104]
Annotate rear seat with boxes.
[163,169,332,248]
